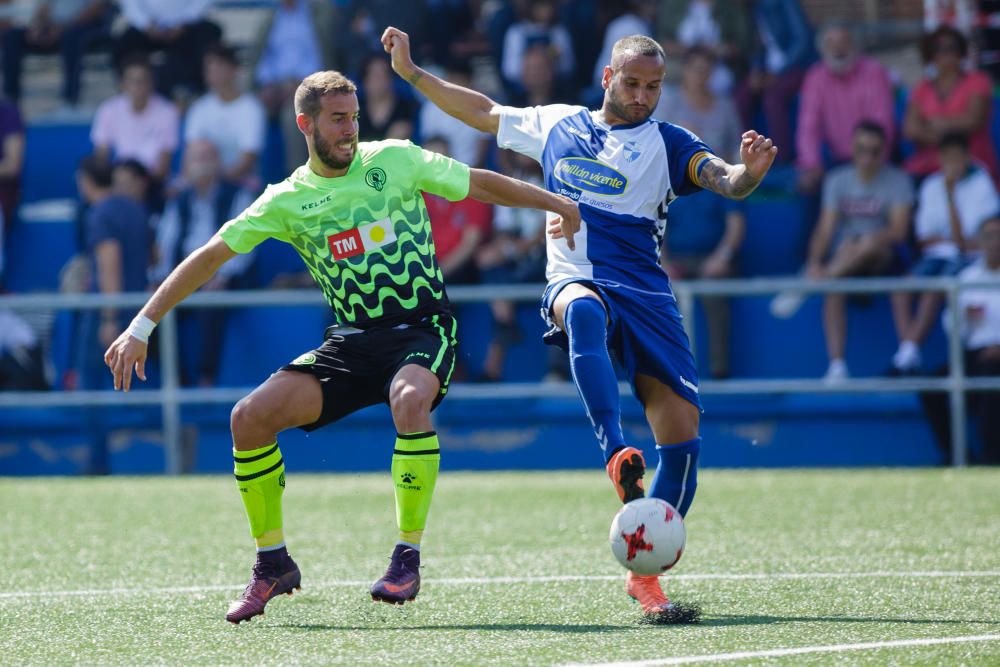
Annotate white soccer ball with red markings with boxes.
[609,497,686,575]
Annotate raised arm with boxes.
[103,234,236,391]
[467,168,581,250]
[382,26,502,135]
[696,130,778,200]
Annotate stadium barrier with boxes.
[1,276,998,472]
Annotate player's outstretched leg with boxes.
[225,372,321,623]
[371,366,441,605]
[561,294,642,500]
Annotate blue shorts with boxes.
[541,278,702,411]
[910,256,966,277]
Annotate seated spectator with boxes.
[920,216,1000,464]
[423,135,491,285]
[796,21,896,193]
[74,155,151,473]
[91,53,179,184]
[507,43,561,110]
[774,122,914,381]
[113,0,222,100]
[418,59,491,168]
[657,0,755,94]
[593,0,657,88]
[903,25,999,182]
[185,43,266,187]
[252,0,340,174]
[152,140,254,386]
[0,308,48,390]
[341,0,427,78]
[500,0,574,95]
[734,0,815,163]
[891,132,999,374]
[358,54,416,141]
[111,158,152,209]
[476,149,547,382]
[0,97,23,230]
[1,0,111,108]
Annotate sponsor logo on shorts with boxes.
[327,218,397,260]
[404,351,431,362]
[553,157,627,196]
[679,375,699,393]
[292,353,317,365]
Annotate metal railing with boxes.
[1,276,998,471]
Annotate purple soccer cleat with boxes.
[225,555,301,624]
[370,545,421,605]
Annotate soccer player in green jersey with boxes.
[103,70,580,624]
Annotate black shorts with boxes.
[279,313,458,432]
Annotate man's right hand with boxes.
[381,26,417,80]
[104,330,148,392]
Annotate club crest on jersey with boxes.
[623,141,641,162]
[553,157,627,196]
[327,218,397,260]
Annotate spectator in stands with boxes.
[508,43,560,109]
[111,158,152,212]
[1,0,111,109]
[656,45,745,379]
[657,0,755,94]
[891,132,999,374]
[500,0,574,95]
[0,308,47,391]
[341,0,427,79]
[476,148,548,382]
[152,140,254,387]
[920,216,1000,464]
[91,53,179,184]
[75,155,151,473]
[423,135,491,285]
[114,0,222,100]
[185,43,266,188]
[904,25,999,182]
[0,97,23,231]
[775,122,914,381]
[358,55,416,141]
[733,0,815,163]
[796,21,896,194]
[418,59,491,168]
[594,0,657,88]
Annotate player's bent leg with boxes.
[371,365,442,604]
[225,371,322,624]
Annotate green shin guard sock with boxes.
[392,432,440,547]
[233,442,286,550]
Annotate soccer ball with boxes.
[609,497,686,575]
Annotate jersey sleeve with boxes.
[496,104,581,162]
[410,144,471,202]
[218,185,288,253]
[658,121,715,197]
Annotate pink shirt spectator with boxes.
[90,93,179,172]
[796,57,895,170]
[904,69,999,179]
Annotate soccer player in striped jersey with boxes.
[104,70,580,624]
[382,27,777,622]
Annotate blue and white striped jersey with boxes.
[497,104,714,294]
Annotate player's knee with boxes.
[389,381,432,428]
[565,297,607,343]
[230,395,277,444]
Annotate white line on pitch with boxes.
[2,570,998,600]
[558,633,1000,667]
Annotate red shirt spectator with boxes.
[424,192,491,284]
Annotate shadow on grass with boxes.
[274,623,626,633]
[702,614,1000,627]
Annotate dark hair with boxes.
[78,155,113,188]
[611,34,665,63]
[359,52,391,80]
[682,44,718,65]
[938,131,970,151]
[118,52,152,77]
[204,42,240,67]
[113,158,150,182]
[445,57,473,79]
[920,25,969,64]
[293,70,358,117]
[423,134,450,148]
[854,120,886,142]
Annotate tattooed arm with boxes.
[695,130,778,200]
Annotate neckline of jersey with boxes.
[300,151,361,187]
[590,109,652,132]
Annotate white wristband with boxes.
[126,314,156,343]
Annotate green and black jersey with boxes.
[219,139,470,328]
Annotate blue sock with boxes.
[649,437,701,517]
[564,297,625,463]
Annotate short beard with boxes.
[312,128,355,170]
[605,83,653,124]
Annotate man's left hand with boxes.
[740,130,778,182]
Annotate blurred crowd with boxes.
[0,0,997,462]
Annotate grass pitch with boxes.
[2,468,999,665]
